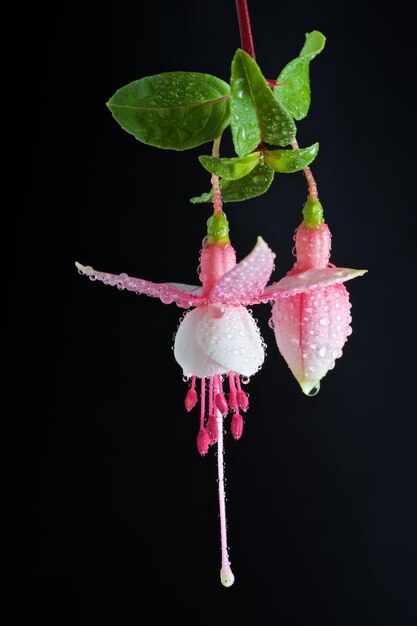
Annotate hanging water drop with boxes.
[307,383,320,396]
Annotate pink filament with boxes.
[228,372,238,410]
[215,374,229,415]
[207,376,218,443]
[200,378,206,430]
[209,377,214,418]
[185,375,198,411]
[235,374,249,411]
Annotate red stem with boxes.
[235,0,256,59]
[235,0,319,200]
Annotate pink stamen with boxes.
[228,372,238,410]
[197,377,209,455]
[231,413,244,440]
[207,413,218,444]
[185,376,198,411]
[200,377,206,430]
[215,374,229,416]
[235,374,249,412]
[215,394,228,414]
[207,376,218,444]
[197,428,210,455]
[209,376,214,417]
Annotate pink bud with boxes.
[231,413,244,440]
[185,388,198,411]
[197,428,210,455]
[237,390,249,412]
[206,413,219,444]
[215,393,228,415]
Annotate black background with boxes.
[10,1,417,624]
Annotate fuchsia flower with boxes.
[271,199,367,395]
[76,212,278,585]
[76,213,275,453]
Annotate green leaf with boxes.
[300,31,326,57]
[230,49,296,156]
[264,142,319,173]
[107,72,230,151]
[199,152,260,179]
[190,162,274,203]
[274,31,326,120]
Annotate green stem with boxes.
[211,137,223,215]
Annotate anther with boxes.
[215,393,229,415]
[235,375,249,411]
[185,388,198,411]
[231,413,244,440]
[197,428,210,455]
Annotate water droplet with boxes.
[241,376,250,385]
[268,317,275,329]
[319,317,330,326]
[307,383,320,396]
[182,375,190,382]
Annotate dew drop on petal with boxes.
[307,383,320,396]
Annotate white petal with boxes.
[197,304,264,377]
[174,307,229,378]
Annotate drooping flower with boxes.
[269,199,367,395]
[76,213,275,449]
[76,211,276,587]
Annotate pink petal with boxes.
[207,237,275,305]
[260,267,367,301]
[75,262,202,308]
[271,283,353,395]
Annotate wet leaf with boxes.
[107,72,230,150]
[274,31,326,120]
[190,161,274,203]
[230,49,296,155]
[199,152,260,179]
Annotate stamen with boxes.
[235,374,249,412]
[231,412,244,440]
[215,373,229,415]
[216,406,234,587]
[228,372,238,410]
[209,376,214,417]
[184,375,198,411]
[197,377,209,455]
[200,377,205,430]
[207,376,218,444]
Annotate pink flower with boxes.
[76,215,275,452]
[76,211,278,587]
[270,203,367,395]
